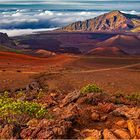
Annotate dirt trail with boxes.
[1,62,139,74]
[75,62,140,73]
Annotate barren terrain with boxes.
[0,51,140,95]
[0,29,140,139]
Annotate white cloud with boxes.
[0,28,57,37]
[0,9,104,29]
[39,10,54,16]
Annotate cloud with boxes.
[0,28,57,37]
[0,9,104,29]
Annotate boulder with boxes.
[100,115,108,121]
[115,120,127,129]
[91,112,100,121]
[20,119,72,139]
[103,129,118,139]
[98,103,116,113]
[60,90,81,107]
[53,103,79,122]
[40,94,57,108]
[114,129,130,139]
[81,129,102,140]
[60,103,79,121]
[112,106,140,119]
[27,119,39,128]
[0,125,14,139]
[77,92,106,105]
[26,82,40,92]
[127,120,136,138]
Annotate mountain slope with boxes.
[0,33,16,47]
[93,34,140,55]
[88,47,127,56]
[58,10,140,32]
[0,32,16,51]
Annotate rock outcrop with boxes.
[20,119,72,139]
[0,86,140,139]
[0,32,16,48]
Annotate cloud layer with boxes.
[0,9,105,29]
[0,28,56,36]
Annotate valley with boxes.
[0,10,140,139]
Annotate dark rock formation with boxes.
[0,32,16,48]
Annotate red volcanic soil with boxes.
[96,34,140,54]
[0,51,140,95]
[0,51,75,91]
[0,51,74,70]
[40,56,140,94]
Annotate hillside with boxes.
[0,32,17,51]
[88,47,127,56]
[93,34,140,55]
[0,33,16,48]
[57,10,140,32]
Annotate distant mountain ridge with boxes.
[57,10,140,32]
[0,33,16,51]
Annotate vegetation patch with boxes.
[126,93,140,102]
[10,49,23,54]
[80,84,102,94]
[0,96,49,124]
[114,91,140,104]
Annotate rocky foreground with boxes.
[0,82,140,139]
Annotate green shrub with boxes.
[37,88,44,98]
[80,84,102,94]
[0,96,49,124]
[126,93,140,101]
[16,89,25,99]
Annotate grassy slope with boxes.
[0,45,23,54]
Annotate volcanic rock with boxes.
[103,129,118,139]
[60,90,81,107]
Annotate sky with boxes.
[0,0,139,36]
[1,0,140,4]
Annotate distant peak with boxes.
[111,10,122,13]
[108,10,123,15]
[58,10,139,32]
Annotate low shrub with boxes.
[80,84,102,94]
[114,92,140,104]
[0,96,49,124]
[126,93,140,101]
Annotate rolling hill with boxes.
[88,47,127,56]
[88,34,140,55]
